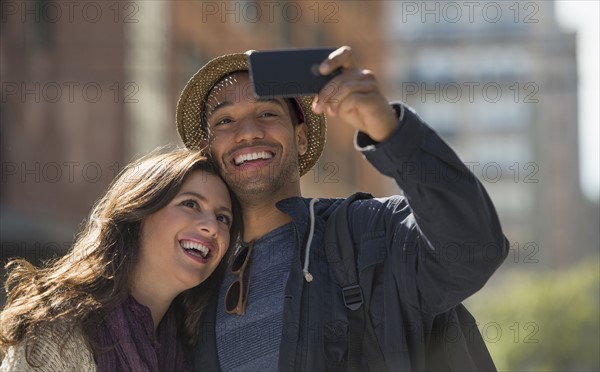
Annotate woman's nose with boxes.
[197,215,218,237]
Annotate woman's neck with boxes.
[130,276,176,332]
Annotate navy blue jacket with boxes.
[192,103,508,371]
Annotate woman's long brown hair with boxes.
[0,148,241,360]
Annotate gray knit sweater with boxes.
[0,321,95,372]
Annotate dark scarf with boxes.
[94,295,190,372]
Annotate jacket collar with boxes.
[276,196,342,246]
[276,197,311,245]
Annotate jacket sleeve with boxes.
[355,102,509,315]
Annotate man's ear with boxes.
[296,122,308,156]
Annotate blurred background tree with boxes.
[468,255,600,371]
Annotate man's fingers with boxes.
[315,69,376,108]
[312,70,376,115]
[321,79,378,116]
[319,46,355,75]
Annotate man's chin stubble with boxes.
[224,167,300,205]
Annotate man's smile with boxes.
[233,151,274,166]
[224,142,280,170]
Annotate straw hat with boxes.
[176,52,326,176]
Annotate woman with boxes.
[0,149,241,371]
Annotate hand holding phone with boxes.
[248,48,342,99]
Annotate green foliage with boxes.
[466,256,600,371]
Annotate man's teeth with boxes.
[234,151,273,165]
[181,241,210,258]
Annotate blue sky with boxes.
[556,0,600,201]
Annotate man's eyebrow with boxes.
[206,98,286,120]
[206,101,233,120]
[179,191,233,215]
[256,97,286,107]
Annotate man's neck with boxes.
[237,182,302,242]
[241,203,293,242]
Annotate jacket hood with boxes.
[276,197,345,281]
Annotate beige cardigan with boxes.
[0,321,95,372]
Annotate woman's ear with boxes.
[295,123,308,156]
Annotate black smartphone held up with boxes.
[248,47,342,99]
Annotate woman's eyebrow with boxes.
[178,191,232,215]
[179,191,207,201]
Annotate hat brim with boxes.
[176,53,326,177]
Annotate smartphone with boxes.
[248,47,342,99]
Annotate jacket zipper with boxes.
[296,223,310,371]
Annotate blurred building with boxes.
[1,3,129,260]
[1,0,596,311]
[0,0,389,305]
[383,0,594,268]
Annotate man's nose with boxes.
[234,115,264,142]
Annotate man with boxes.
[176,46,508,371]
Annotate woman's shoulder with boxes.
[1,319,96,372]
